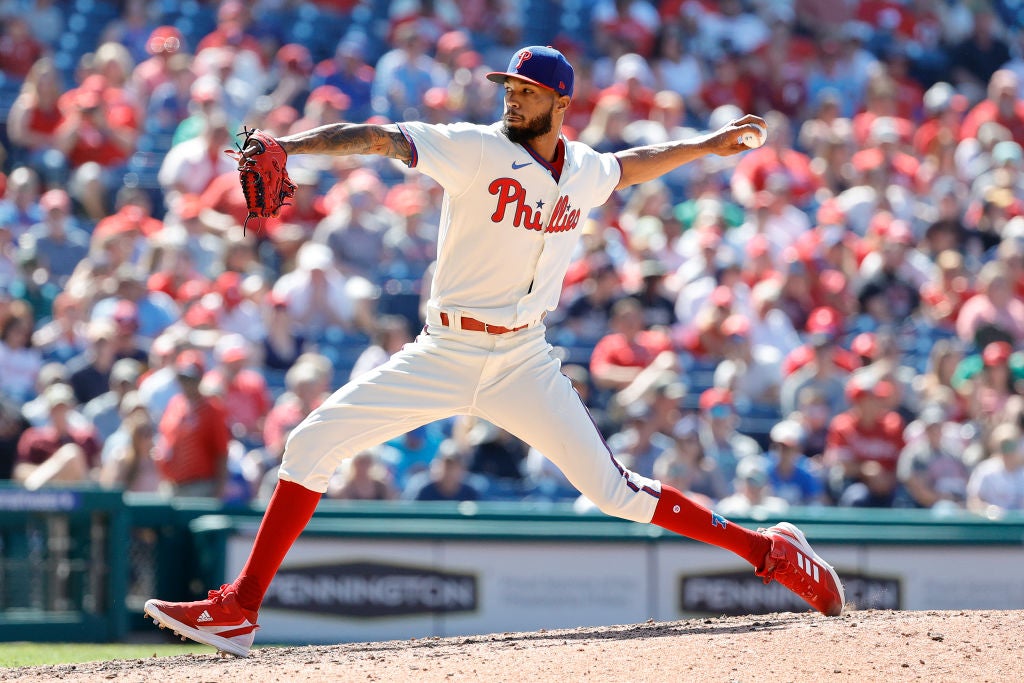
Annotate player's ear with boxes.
[555,94,571,113]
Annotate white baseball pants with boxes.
[279,314,662,523]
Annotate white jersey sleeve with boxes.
[397,121,484,195]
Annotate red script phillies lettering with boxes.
[488,178,580,233]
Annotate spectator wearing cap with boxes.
[268,43,315,112]
[713,313,783,405]
[781,306,859,377]
[213,270,266,343]
[261,357,330,468]
[949,8,1011,95]
[66,319,128,405]
[731,110,822,211]
[913,82,966,158]
[590,297,676,392]
[31,292,88,364]
[406,441,482,503]
[99,410,161,494]
[855,234,922,329]
[655,414,728,506]
[715,455,789,517]
[967,421,1024,514]
[195,0,264,67]
[313,170,392,281]
[897,404,970,510]
[747,278,802,358]
[957,261,1024,346]
[551,258,624,346]
[89,265,178,343]
[371,19,446,121]
[204,334,271,449]
[13,383,100,490]
[25,189,89,287]
[326,448,398,501]
[766,418,825,505]
[697,387,762,487]
[0,305,42,405]
[956,340,1024,431]
[677,283,740,362]
[19,362,84,429]
[825,376,906,507]
[154,349,230,497]
[780,330,851,419]
[349,314,413,381]
[380,182,437,283]
[300,83,352,132]
[260,289,305,372]
[131,25,185,104]
[623,259,678,330]
[961,70,1024,147]
[272,242,360,340]
[137,334,184,420]
[83,358,144,444]
[0,167,42,240]
[311,34,375,122]
[919,250,975,330]
[158,111,237,201]
[605,399,674,480]
[171,76,231,148]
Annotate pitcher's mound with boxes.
[6,610,1021,682]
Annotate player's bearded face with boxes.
[502,101,554,144]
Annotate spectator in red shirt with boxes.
[55,76,138,220]
[730,110,822,210]
[825,376,906,507]
[13,383,100,490]
[205,334,272,449]
[195,0,265,68]
[131,25,186,106]
[590,297,676,391]
[960,70,1024,147]
[913,81,967,158]
[0,17,43,80]
[7,57,66,180]
[154,350,230,497]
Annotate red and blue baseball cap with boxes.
[486,45,574,98]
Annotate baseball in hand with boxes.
[739,124,767,149]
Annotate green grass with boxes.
[0,643,210,668]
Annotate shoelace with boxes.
[207,584,233,603]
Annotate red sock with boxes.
[231,479,322,612]
[651,485,771,570]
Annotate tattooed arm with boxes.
[257,124,413,164]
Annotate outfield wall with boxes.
[1,485,1023,643]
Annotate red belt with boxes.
[439,312,528,335]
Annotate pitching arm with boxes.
[613,114,766,191]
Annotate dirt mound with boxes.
[5,610,1021,682]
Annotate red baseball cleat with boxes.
[756,522,845,616]
[144,585,259,657]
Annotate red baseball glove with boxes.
[226,127,297,233]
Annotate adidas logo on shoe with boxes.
[196,610,214,623]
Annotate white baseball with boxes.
[739,124,766,148]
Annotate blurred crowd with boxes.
[2,0,1024,516]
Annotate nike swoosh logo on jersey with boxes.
[512,161,532,170]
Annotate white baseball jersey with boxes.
[397,121,622,328]
[281,121,662,524]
